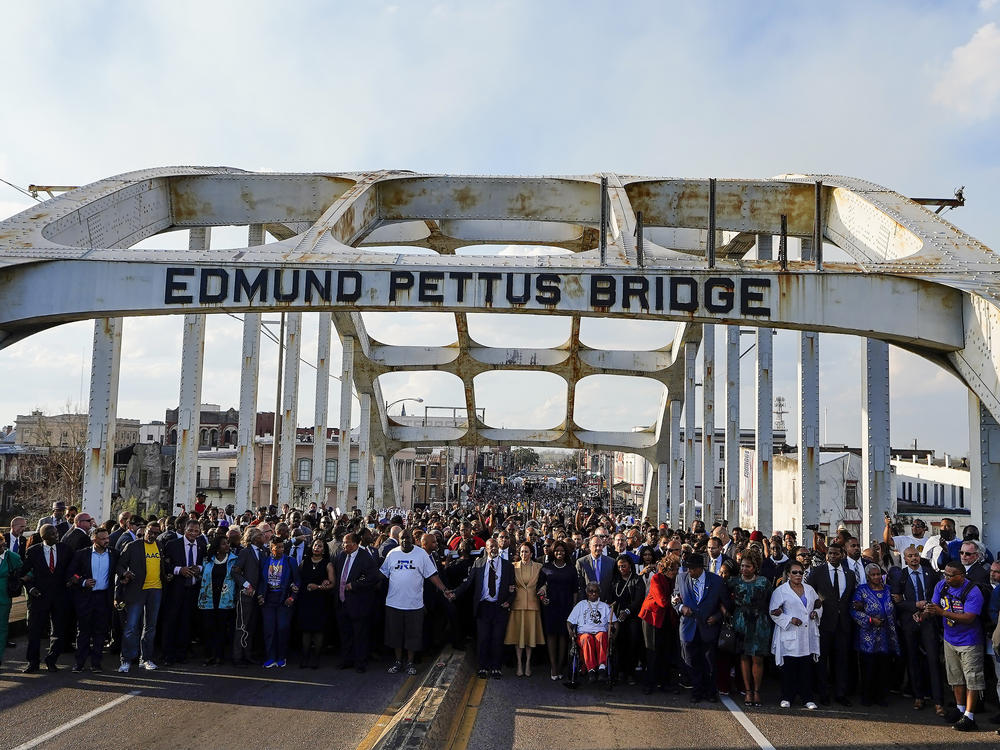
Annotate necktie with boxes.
[10,537,16,555]
[340,553,352,602]
[833,566,840,597]
[694,577,702,604]
[488,559,497,598]
[594,558,600,584]
[188,543,196,585]
[48,547,55,573]
[912,570,924,601]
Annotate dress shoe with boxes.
[45,660,60,673]
[21,664,39,673]
[71,665,85,673]
[942,707,962,724]
[834,696,852,707]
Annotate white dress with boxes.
[768,582,821,666]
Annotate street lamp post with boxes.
[385,397,424,414]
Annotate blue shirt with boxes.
[90,548,111,591]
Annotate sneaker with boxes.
[71,665,85,673]
[805,702,818,710]
[117,662,131,673]
[491,669,502,680]
[953,715,978,732]
[476,669,488,679]
[263,660,277,669]
[779,700,791,709]
[276,660,287,668]
[406,662,417,675]
[140,660,158,671]
[597,666,608,682]
[943,708,963,724]
[387,661,402,674]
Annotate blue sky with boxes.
[1,1,999,455]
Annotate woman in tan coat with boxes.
[504,542,546,676]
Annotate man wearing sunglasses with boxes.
[925,561,986,732]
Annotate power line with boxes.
[0,176,42,203]
[224,312,345,383]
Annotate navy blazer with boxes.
[162,536,208,591]
[806,562,857,633]
[888,563,939,632]
[455,555,515,616]
[333,548,379,617]
[673,570,726,643]
[67,546,119,607]
[575,554,615,602]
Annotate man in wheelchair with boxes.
[566,582,618,683]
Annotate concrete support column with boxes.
[175,227,210,507]
[82,317,123,521]
[311,313,332,508]
[235,225,263,514]
[755,327,773,536]
[669,400,682,527]
[969,394,1000,554]
[702,326,716,524]
[684,341,697,528]
[357,393,372,511]
[373,454,385,509]
[862,338,891,546]
[797,331,820,535]
[725,325,740,525]
[337,336,354,509]
[657,463,668,526]
[276,313,302,508]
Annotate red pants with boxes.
[577,632,609,671]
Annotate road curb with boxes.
[373,647,473,750]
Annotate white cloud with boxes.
[980,0,998,11]
[932,23,1000,119]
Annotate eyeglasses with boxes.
[960,551,978,556]
[788,570,804,575]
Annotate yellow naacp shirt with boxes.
[142,542,162,590]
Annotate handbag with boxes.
[717,616,741,654]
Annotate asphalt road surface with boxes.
[0,634,412,750]
[462,671,1000,750]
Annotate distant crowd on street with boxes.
[1,482,999,736]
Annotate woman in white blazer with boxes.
[768,559,822,709]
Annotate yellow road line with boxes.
[355,673,419,750]
[445,677,486,750]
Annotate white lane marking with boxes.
[12,690,141,750]
[719,694,777,750]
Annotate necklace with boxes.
[553,561,566,568]
[614,575,631,599]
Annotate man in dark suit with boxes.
[161,519,207,664]
[36,501,70,539]
[454,537,514,679]
[114,516,141,552]
[232,526,265,666]
[806,542,856,705]
[889,546,943,711]
[959,541,990,586]
[576,536,615,602]
[704,537,732,577]
[3,516,27,559]
[60,512,95,553]
[67,527,118,672]
[20,523,72,672]
[673,553,727,702]
[333,532,380,672]
[115,520,165,672]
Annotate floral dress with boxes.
[850,584,899,654]
[728,575,773,656]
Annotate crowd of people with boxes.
[1,488,999,736]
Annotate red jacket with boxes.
[639,573,676,629]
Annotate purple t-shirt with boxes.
[931,579,984,646]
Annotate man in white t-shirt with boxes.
[884,516,928,554]
[379,530,452,675]
[566,582,617,681]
